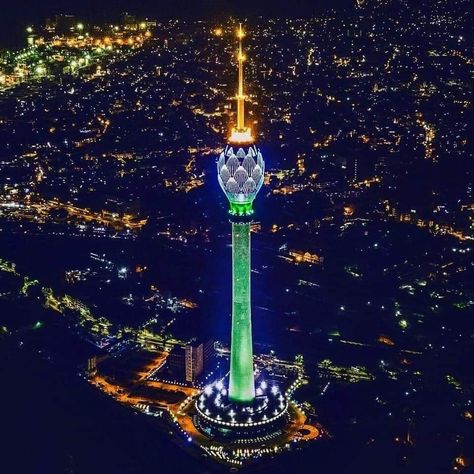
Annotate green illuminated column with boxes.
[229,220,255,403]
[217,144,264,403]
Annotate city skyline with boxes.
[0,1,357,50]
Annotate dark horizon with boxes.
[1,0,354,49]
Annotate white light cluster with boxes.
[217,145,265,203]
[196,379,288,428]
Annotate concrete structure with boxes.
[195,25,289,441]
[168,339,215,383]
[216,24,265,403]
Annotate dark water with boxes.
[1,294,461,474]
[0,337,213,474]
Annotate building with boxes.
[121,13,136,28]
[48,15,77,34]
[185,342,203,382]
[86,356,97,376]
[217,24,265,404]
[168,339,214,383]
[195,25,288,439]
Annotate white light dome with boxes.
[217,145,265,204]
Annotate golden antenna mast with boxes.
[237,23,245,130]
[230,23,253,144]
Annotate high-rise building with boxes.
[168,339,215,383]
[216,23,264,403]
[195,25,287,439]
[185,342,203,382]
[86,356,97,376]
[51,14,76,34]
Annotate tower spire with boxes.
[237,23,245,130]
[230,23,253,144]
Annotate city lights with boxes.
[0,3,471,473]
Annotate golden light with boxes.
[145,31,152,38]
[139,22,146,30]
[343,205,355,216]
[229,128,253,144]
[214,27,223,37]
[76,23,84,31]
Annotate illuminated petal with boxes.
[234,166,249,187]
[251,164,262,183]
[225,178,239,194]
[219,165,231,183]
[218,152,226,169]
[242,155,256,175]
[226,155,239,175]
[242,178,256,194]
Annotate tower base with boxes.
[195,377,288,440]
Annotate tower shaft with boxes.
[229,221,255,402]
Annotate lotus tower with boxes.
[217,23,264,403]
[195,25,288,439]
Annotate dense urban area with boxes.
[0,1,472,473]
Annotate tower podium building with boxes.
[195,25,287,439]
